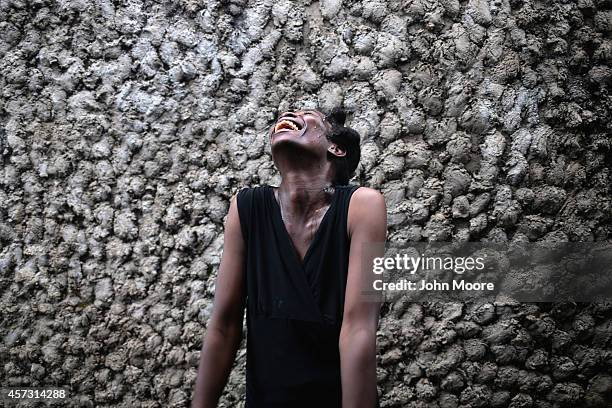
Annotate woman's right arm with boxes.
[191,194,246,408]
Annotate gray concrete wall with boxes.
[1,0,611,407]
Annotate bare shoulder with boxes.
[348,187,387,235]
[223,193,244,242]
[349,187,386,216]
[350,186,385,206]
[225,193,239,221]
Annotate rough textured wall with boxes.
[1,0,611,407]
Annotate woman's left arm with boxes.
[340,187,387,408]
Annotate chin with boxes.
[271,138,321,160]
[271,129,300,140]
[271,132,303,147]
[271,138,304,152]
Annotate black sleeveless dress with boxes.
[236,184,361,408]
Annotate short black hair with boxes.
[323,107,361,186]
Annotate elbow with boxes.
[339,324,376,352]
[210,319,243,342]
[206,313,244,348]
[339,312,378,347]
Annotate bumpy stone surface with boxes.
[1,0,611,407]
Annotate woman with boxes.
[191,107,387,408]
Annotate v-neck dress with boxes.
[236,184,361,408]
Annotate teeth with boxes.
[275,119,299,132]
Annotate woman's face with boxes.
[269,110,335,158]
[270,110,328,140]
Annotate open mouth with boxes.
[274,118,303,133]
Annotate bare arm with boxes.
[340,188,386,408]
[191,194,246,408]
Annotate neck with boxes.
[276,171,335,219]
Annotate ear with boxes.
[328,143,347,158]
